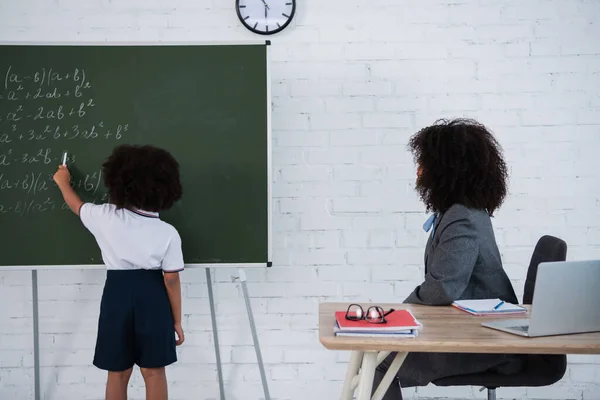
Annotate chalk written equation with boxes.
[0,164,110,216]
[0,191,109,216]
[0,64,128,216]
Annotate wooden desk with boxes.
[319,302,600,400]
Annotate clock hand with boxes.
[261,0,270,9]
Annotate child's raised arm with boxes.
[53,165,84,215]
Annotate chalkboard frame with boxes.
[0,41,273,271]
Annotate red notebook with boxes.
[335,309,422,332]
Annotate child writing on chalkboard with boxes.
[53,145,184,400]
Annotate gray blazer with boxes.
[405,203,517,305]
[382,204,523,389]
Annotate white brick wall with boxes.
[1,0,599,399]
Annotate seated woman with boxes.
[374,118,526,398]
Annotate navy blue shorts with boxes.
[93,269,177,371]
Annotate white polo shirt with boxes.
[79,203,184,272]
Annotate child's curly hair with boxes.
[408,118,508,215]
[102,144,182,212]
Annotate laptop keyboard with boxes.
[508,325,529,332]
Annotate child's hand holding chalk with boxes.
[54,151,71,187]
[53,151,83,216]
[53,164,71,188]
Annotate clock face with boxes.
[236,0,296,35]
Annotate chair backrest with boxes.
[523,235,567,304]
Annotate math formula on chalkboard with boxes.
[0,65,130,216]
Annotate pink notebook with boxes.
[335,309,422,332]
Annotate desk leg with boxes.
[340,350,363,400]
[356,352,378,400]
[371,352,408,400]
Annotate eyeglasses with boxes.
[345,304,395,324]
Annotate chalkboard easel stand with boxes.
[206,267,271,400]
[13,264,271,400]
[206,268,226,400]
[31,270,41,400]
[237,269,271,399]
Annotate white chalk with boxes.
[62,151,67,166]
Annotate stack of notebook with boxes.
[334,309,422,338]
[452,299,527,316]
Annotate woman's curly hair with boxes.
[102,144,182,212]
[408,118,508,215]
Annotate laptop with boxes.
[482,260,600,337]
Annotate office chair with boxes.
[433,235,568,400]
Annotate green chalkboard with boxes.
[0,44,270,267]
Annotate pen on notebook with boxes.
[493,301,505,310]
[62,151,67,166]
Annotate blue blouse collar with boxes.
[423,213,438,235]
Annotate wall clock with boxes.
[236,0,296,35]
